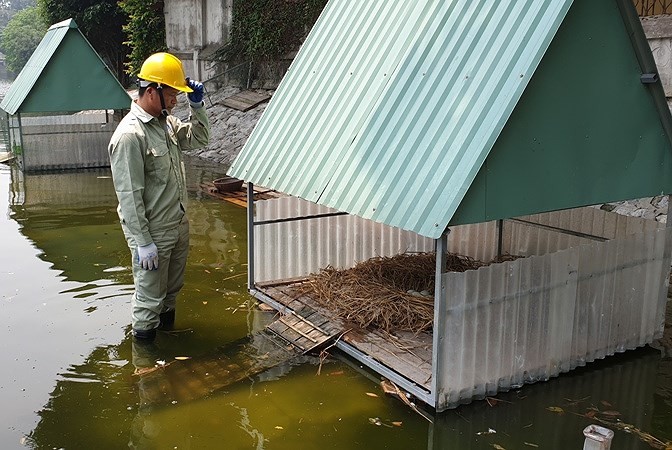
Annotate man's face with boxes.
[145,85,182,116]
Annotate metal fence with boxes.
[634,0,672,16]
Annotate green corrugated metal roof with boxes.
[0,18,130,115]
[228,0,672,239]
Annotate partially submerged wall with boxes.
[254,196,671,410]
[437,225,671,409]
[19,113,117,171]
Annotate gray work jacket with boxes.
[108,101,210,246]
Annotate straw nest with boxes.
[300,252,485,334]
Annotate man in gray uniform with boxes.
[109,52,210,341]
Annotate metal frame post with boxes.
[496,219,504,259]
[431,230,449,408]
[247,182,255,290]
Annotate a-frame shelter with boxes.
[228,0,672,410]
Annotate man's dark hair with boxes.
[137,80,158,97]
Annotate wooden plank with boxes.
[268,320,304,346]
[0,152,13,164]
[343,328,432,388]
[221,90,271,112]
[200,183,280,208]
[258,282,433,387]
[257,276,312,289]
[278,316,318,343]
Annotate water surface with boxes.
[0,157,671,449]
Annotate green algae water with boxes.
[0,157,671,450]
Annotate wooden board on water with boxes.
[134,331,299,407]
[221,90,271,112]
[266,307,339,354]
[200,183,279,208]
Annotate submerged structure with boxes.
[228,0,672,411]
[0,19,130,171]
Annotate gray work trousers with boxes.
[123,215,190,332]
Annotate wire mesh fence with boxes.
[634,0,672,16]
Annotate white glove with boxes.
[137,243,159,270]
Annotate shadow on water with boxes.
[2,156,672,449]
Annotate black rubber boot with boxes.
[132,328,157,342]
[158,310,175,330]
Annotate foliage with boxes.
[118,0,165,77]
[0,0,36,43]
[37,0,128,83]
[218,0,327,63]
[0,6,46,75]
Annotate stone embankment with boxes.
[176,86,271,168]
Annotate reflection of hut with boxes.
[228,0,672,411]
[0,19,130,171]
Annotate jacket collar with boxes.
[131,100,156,124]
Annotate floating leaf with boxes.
[492,445,506,450]
[601,400,612,407]
[585,410,596,419]
[391,421,403,427]
[477,428,497,435]
[523,443,539,448]
[601,410,621,417]
[365,392,379,398]
[546,406,564,414]
[329,370,344,376]
[174,356,191,361]
[202,301,208,305]
[275,426,284,430]
[204,269,211,274]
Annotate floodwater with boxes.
[0,156,671,450]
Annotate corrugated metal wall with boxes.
[255,198,666,282]
[436,226,671,409]
[255,196,671,410]
[19,114,118,171]
[255,197,435,282]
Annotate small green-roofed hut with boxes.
[0,18,130,171]
[229,0,672,411]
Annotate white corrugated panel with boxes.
[255,197,434,282]
[435,226,671,409]
[229,0,574,239]
[255,201,668,283]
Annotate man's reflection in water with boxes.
[129,339,163,450]
[126,308,311,449]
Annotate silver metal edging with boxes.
[250,289,293,315]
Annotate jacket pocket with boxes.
[146,145,171,176]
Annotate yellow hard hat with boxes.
[138,52,193,93]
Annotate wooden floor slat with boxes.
[257,283,433,390]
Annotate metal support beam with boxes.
[247,182,255,291]
[496,219,504,258]
[431,231,449,408]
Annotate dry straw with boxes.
[300,252,485,334]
